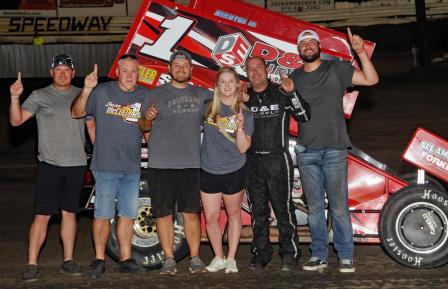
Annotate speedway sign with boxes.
[109,0,376,131]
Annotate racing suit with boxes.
[246,81,310,261]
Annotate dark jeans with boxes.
[296,147,354,261]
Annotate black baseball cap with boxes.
[51,54,74,69]
[169,50,192,64]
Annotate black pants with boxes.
[247,152,300,259]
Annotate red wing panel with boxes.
[189,0,375,61]
[402,128,448,183]
[110,0,376,130]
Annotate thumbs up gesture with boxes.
[10,72,23,99]
[85,64,98,89]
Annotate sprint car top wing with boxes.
[109,0,376,135]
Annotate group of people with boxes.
[9,28,378,282]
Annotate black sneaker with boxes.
[86,258,106,278]
[281,255,298,272]
[22,264,38,282]
[339,259,355,273]
[248,254,270,270]
[119,259,146,274]
[302,257,328,271]
[59,260,83,276]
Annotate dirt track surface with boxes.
[1,23,448,289]
[2,177,448,289]
[2,179,448,289]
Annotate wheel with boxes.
[400,172,446,192]
[106,177,189,269]
[379,185,448,268]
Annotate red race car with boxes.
[82,0,448,269]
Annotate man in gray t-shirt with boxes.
[72,54,148,277]
[145,83,212,169]
[139,50,211,275]
[10,54,88,282]
[282,29,379,273]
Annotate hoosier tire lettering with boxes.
[379,185,448,268]
[386,237,423,266]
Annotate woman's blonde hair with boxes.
[205,66,243,122]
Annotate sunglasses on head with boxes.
[52,55,74,69]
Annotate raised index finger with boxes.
[18,72,21,82]
[93,64,98,74]
[347,27,353,41]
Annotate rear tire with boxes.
[106,176,189,269]
[379,185,448,268]
[400,172,446,192]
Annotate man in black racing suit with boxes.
[245,56,310,271]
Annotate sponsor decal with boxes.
[213,9,257,27]
[421,189,448,206]
[207,114,238,143]
[212,33,252,67]
[105,102,142,122]
[386,237,423,266]
[403,128,448,182]
[138,65,158,86]
[419,141,448,172]
[422,212,438,236]
[250,104,280,118]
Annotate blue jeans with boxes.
[92,171,140,219]
[296,147,354,261]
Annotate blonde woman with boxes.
[200,67,254,273]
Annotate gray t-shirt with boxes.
[201,104,254,174]
[147,83,213,169]
[86,81,150,174]
[291,60,354,150]
[22,85,86,167]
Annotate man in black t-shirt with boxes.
[282,28,379,273]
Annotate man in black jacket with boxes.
[245,56,310,271]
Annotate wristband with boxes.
[11,95,19,100]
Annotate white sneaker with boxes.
[225,259,238,273]
[206,256,226,272]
